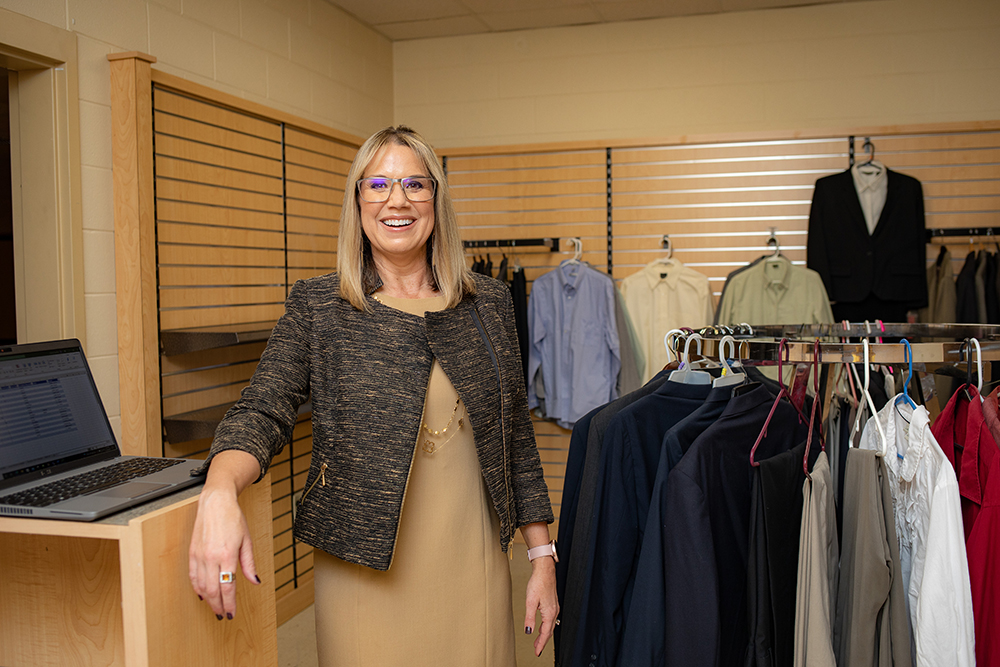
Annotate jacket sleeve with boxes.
[500,284,555,527]
[807,179,833,300]
[205,279,313,482]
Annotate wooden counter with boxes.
[0,477,277,667]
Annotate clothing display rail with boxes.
[696,337,1000,365]
[706,322,1000,340]
[462,237,560,251]
[927,227,1000,241]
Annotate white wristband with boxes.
[527,540,558,563]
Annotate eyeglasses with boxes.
[357,177,436,203]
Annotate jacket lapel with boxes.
[870,169,897,240]
[839,168,870,237]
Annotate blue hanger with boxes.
[896,339,917,409]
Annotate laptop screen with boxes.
[0,341,119,484]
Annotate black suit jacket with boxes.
[807,168,927,308]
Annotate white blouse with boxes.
[859,397,975,667]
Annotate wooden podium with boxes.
[0,477,277,667]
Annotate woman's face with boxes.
[359,143,436,268]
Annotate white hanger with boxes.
[969,337,984,403]
[850,338,887,455]
[664,329,685,364]
[656,235,676,265]
[668,333,712,385]
[713,335,747,387]
[563,237,583,264]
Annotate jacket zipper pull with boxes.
[508,537,515,560]
[301,462,328,504]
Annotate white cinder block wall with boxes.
[394,0,1000,148]
[0,0,393,441]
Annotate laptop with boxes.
[0,339,205,521]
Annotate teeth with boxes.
[382,219,414,228]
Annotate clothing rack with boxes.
[696,337,1000,366]
[706,322,1000,340]
[927,227,1000,241]
[462,237,559,251]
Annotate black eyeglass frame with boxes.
[356,177,437,203]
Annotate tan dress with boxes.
[313,293,516,667]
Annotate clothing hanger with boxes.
[766,227,782,259]
[960,337,984,403]
[895,339,918,410]
[750,338,791,467]
[664,329,685,364]
[856,137,884,174]
[851,338,887,455]
[801,339,824,478]
[656,235,676,265]
[713,335,747,388]
[563,237,583,265]
[668,333,712,385]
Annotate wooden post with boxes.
[108,52,161,458]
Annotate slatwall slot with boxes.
[284,128,353,285]
[612,139,847,298]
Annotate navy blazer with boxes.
[807,168,927,308]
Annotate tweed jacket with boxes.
[207,271,553,571]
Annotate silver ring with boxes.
[219,571,235,584]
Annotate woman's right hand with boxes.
[188,450,262,620]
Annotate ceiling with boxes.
[322,0,861,41]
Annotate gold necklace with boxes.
[420,397,463,454]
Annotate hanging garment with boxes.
[975,250,989,324]
[566,379,715,667]
[859,399,976,667]
[714,256,765,324]
[920,245,957,324]
[527,261,621,428]
[807,168,928,320]
[613,287,644,396]
[939,386,1000,667]
[509,266,529,389]
[618,384,735,667]
[793,451,838,667]
[833,448,912,667]
[496,254,509,284]
[745,439,820,667]
[956,251,979,323]
[986,252,999,323]
[660,384,809,667]
[715,255,834,326]
[554,370,671,665]
[619,259,713,383]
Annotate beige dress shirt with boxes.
[715,256,834,326]
[619,259,714,383]
[852,162,888,235]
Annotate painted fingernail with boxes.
[255,575,261,584]
[227,613,233,620]
[198,595,203,601]
[216,614,223,621]
[525,626,533,635]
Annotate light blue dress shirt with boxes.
[527,261,621,428]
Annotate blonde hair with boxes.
[337,126,475,311]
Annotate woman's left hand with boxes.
[523,555,559,657]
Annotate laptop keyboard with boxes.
[0,458,185,508]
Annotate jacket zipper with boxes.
[470,306,515,556]
[387,380,425,569]
[298,461,327,507]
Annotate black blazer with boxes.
[807,168,927,308]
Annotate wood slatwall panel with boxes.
[611,138,846,299]
[869,131,1000,268]
[446,149,609,534]
[285,128,351,283]
[154,87,286,330]
[152,84,359,613]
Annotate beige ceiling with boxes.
[322,0,862,41]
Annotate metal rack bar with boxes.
[462,238,559,251]
[696,338,1000,366]
[707,322,1000,340]
[927,227,1000,241]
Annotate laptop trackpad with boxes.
[99,482,170,499]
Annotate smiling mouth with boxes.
[382,218,415,228]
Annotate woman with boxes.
[188,126,559,664]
